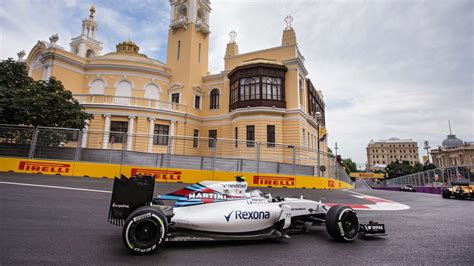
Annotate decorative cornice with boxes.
[38,51,171,78]
[87,64,171,78]
[282,57,308,76]
[169,83,184,92]
[70,36,102,48]
[85,104,189,119]
[193,86,203,95]
[224,44,296,61]
[202,72,225,81]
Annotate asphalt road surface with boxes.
[1,173,473,265]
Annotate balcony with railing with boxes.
[73,94,187,113]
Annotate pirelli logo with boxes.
[130,168,181,181]
[328,180,335,188]
[253,175,295,187]
[18,161,71,173]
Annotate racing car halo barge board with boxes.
[108,175,387,255]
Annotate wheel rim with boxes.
[341,212,358,239]
[132,219,160,245]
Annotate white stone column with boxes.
[189,0,197,22]
[81,119,90,148]
[169,120,176,138]
[102,114,111,149]
[78,43,86,57]
[147,117,156,153]
[126,115,136,151]
[42,62,52,80]
[169,120,176,153]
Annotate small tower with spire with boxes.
[282,15,297,46]
[225,30,239,58]
[69,5,103,58]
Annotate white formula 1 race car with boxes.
[108,175,386,254]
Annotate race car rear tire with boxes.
[122,206,168,255]
[326,205,359,242]
[441,188,450,199]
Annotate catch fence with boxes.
[0,124,352,184]
[376,165,473,187]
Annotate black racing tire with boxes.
[122,206,168,255]
[441,188,450,199]
[325,205,359,242]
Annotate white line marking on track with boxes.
[344,189,410,211]
[0,181,111,193]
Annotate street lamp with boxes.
[315,111,323,176]
[423,140,430,164]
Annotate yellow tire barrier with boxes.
[0,157,352,189]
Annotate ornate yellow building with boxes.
[24,1,327,166]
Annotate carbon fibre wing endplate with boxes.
[107,175,155,226]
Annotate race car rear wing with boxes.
[108,175,155,226]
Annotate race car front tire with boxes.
[122,206,168,255]
[326,205,359,242]
[441,188,450,199]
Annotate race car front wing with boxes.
[359,221,387,237]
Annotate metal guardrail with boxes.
[376,165,474,187]
[0,124,352,184]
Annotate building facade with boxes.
[23,1,327,166]
[430,132,474,168]
[366,138,419,172]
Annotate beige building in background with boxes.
[430,132,474,168]
[366,138,419,172]
[23,1,328,167]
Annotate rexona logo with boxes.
[18,161,70,173]
[224,210,271,222]
[253,175,295,187]
[130,168,181,181]
[188,193,227,200]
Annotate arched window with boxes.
[89,79,105,94]
[144,83,160,100]
[210,89,220,109]
[177,4,187,19]
[197,8,205,22]
[177,40,181,60]
[86,49,95,58]
[144,83,160,108]
[240,77,259,101]
[262,77,282,100]
[299,78,303,107]
[115,80,132,105]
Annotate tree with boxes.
[342,158,357,174]
[327,147,334,159]
[386,160,415,179]
[422,163,436,171]
[0,58,91,128]
[413,162,423,173]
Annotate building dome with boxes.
[442,134,463,148]
[116,40,139,54]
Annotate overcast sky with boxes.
[1,0,473,165]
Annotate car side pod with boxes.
[359,221,387,237]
